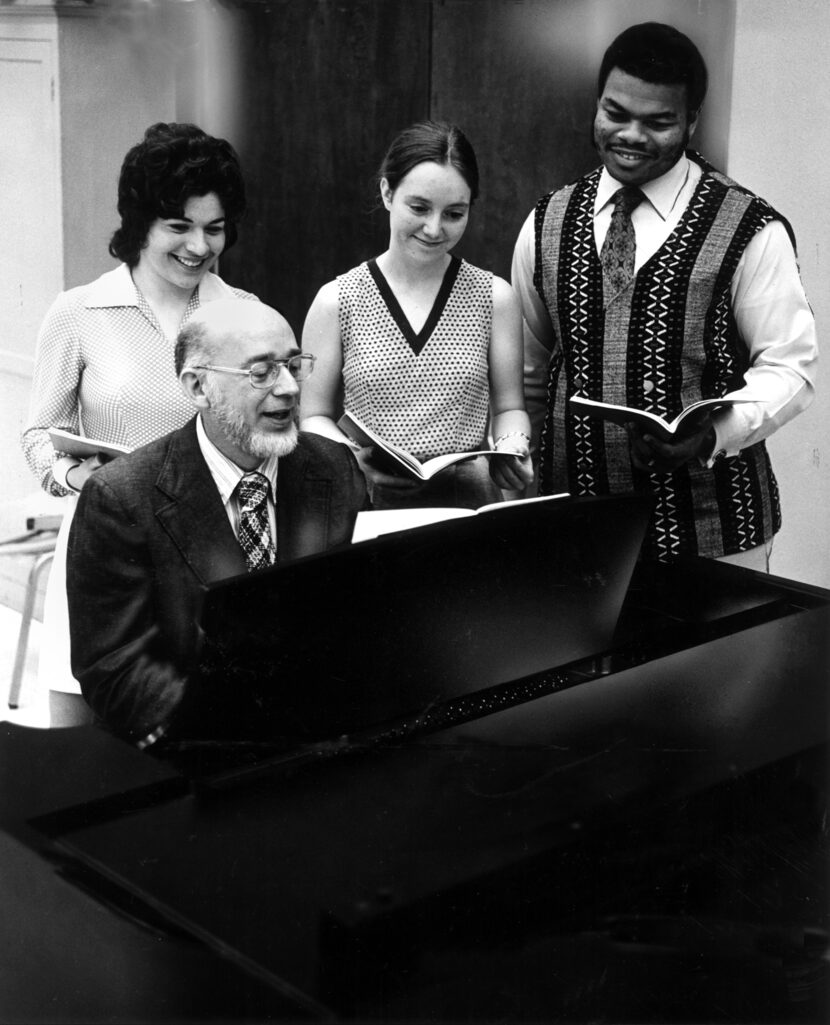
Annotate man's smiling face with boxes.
[594,67,696,187]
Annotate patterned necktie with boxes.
[600,186,644,302]
[237,472,276,572]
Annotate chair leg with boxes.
[8,553,54,709]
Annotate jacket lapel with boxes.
[154,419,247,585]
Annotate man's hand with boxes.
[627,419,716,474]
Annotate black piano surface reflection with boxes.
[1,494,828,1023]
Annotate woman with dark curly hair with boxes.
[21,122,256,725]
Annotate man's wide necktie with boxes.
[600,186,644,302]
[237,472,276,572]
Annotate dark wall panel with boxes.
[217,0,733,327]
[218,0,431,334]
[430,0,596,280]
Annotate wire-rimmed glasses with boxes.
[192,354,316,388]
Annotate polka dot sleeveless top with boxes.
[338,257,493,460]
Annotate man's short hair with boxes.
[175,319,211,377]
[598,22,708,117]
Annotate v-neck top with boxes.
[337,256,493,460]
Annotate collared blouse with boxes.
[22,263,256,495]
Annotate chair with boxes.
[0,513,62,708]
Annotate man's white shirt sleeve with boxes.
[710,219,817,461]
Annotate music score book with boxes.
[569,395,751,442]
[337,410,523,482]
[49,428,132,461]
[352,492,569,542]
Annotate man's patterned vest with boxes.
[534,154,785,561]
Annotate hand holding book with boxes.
[490,429,533,491]
[627,417,716,473]
[49,428,132,461]
[50,428,132,492]
[337,411,528,485]
[568,395,752,473]
[353,444,424,492]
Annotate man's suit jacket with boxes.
[67,417,366,743]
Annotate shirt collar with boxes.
[196,414,279,506]
[83,264,142,309]
[83,263,234,309]
[595,155,691,222]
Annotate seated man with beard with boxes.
[67,299,367,747]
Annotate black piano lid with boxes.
[195,493,651,741]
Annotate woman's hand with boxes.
[65,453,108,492]
[489,449,534,491]
[354,446,421,491]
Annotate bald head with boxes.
[175,300,294,375]
[176,298,303,468]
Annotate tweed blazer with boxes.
[67,417,366,742]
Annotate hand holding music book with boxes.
[49,427,132,461]
[569,395,751,442]
[337,411,521,482]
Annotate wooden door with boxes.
[217,0,432,334]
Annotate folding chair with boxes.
[0,513,62,708]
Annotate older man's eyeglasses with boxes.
[193,354,316,389]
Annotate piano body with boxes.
[1,495,827,1022]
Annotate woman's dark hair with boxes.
[377,120,479,202]
[109,122,246,267]
[598,22,708,118]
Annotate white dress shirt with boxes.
[196,415,279,546]
[511,155,817,462]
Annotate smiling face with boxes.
[186,302,301,469]
[381,161,470,263]
[137,192,226,295]
[594,68,696,187]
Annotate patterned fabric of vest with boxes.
[338,258,492,460]
[534,157,783,560]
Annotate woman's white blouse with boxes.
[22,264,255,495]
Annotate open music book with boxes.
[49,428,132,461]
[569,395,751,442]
[337,411,521,482]
[352,492,569,542]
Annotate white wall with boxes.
[728,0,830,587]
[0,3,180,535]
[0,13,65,536]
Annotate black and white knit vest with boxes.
[533,154,787,561]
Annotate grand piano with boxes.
[1,494,827,1023]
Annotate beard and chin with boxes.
[204,384,299,460]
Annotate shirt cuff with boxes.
[701,420,741,467]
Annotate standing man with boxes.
[67,299,366,746]
[512,22,816,566]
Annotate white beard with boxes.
[204,384,299,459]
